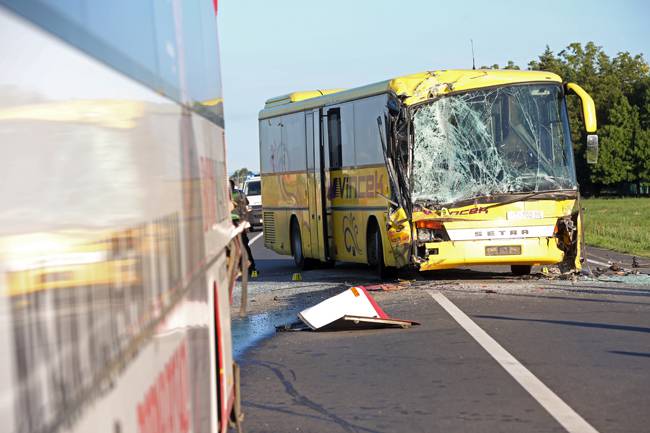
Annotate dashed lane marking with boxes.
[249,231,263,245]
[428,291,600,433]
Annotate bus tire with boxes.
[511,265,532,276]
[290,219,305,269]
[367,223,388,279]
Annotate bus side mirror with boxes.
[565,82,597,133]
[586,134,599,165]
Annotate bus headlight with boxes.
[415,220,449,243]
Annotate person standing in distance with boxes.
[230,179,256,273]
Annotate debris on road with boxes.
[278,286,419,332]
[365,279,414,292]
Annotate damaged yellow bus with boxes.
[259,69,598,276]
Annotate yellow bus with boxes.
[258,69,598,276]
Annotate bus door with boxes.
[321,106,341,260]
[306,110,327,261]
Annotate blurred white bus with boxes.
[0,1,243,432]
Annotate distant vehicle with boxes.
[0,2,244,433]
[258,69,598,276]
[244,176,263,230]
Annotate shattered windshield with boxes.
[411,84,577,205]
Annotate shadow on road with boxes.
[474,314,650,334]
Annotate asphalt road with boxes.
[233,233,650,433]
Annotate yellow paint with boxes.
[328,165,393,265]
[261,171,310,255]
[0,99,145,129]
[264,89,345,108]
[260,69,563,119]
[419,236,565,271]
[414,198,579,271]
[6,258,139,296]
[263,165,401,266]
[386,207,411,267]
[566,83,597,133]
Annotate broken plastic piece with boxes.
[297,286,419,331]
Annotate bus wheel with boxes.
[511,265,532,276]
[290,220,305,269]
[368,225,387,279]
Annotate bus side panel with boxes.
[259,111,309,257]
[260,172,309,256]
[329,165,390,264]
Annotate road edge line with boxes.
[249,231,263,246]
[428,291,600,433]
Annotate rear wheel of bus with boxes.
[511,265,532,275]
[290,218,305,269]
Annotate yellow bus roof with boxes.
[259,69,562,120]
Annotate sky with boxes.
[218,0,650,174]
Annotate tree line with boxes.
[486,42,650,195]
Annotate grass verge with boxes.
[582,197,650,258]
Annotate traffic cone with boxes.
[292,273,302,281]
[251,270,259,278]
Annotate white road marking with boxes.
[428,291,600,433]
[249,231,263,245]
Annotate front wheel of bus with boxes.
[511,265,532,276]
[290,220,305,269]
[368,226,388,279]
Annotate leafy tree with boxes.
[230,167,252,187]
[591,95,637,187]
[528,42,650,193]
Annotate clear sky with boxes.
[218,0,650,173]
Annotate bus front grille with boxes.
[263,211,275,244]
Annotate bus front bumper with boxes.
[417,237,564,271]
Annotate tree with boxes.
[230,167,252,187]
[591,95,638,188]
[528,42,650,193]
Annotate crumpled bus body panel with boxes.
[412,198,580,271]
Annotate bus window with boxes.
[327,108,342,169]
[354,96,386,166]
[306,112,314,170]
[283,112,306,171]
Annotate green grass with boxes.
[582,197,650,258]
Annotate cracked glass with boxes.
[411,84,577,206]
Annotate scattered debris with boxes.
[278,286,419,332]
[365,279,413,292]
[483,289,497,294]
[541,266,549,276]
[609,262,622,272]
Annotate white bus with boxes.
[0,2,243,432]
